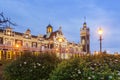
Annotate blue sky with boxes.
[0,0,120,53]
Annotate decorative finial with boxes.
[59,26,62,31]
[83,16,87,28]
[84,16,86,22]
[48,17,51,24]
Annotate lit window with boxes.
[7,51,12,59]
[0,51,2,60]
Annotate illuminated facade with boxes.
[0,24,84,60]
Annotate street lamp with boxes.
[58,37,64,59]
[98,27,103,53]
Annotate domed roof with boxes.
[25,28,31,34]
[26,28,31,32]
[47,24,53,28]
[83,22,87,28]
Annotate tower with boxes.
[80,21,90,53]
[46,24,53,34]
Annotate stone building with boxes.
[0,23,85,60]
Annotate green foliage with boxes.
[50,54,120,80]
[50,58,90,80]
[3,53,120,80]
[3,52,60,80]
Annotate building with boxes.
[0,13,90,60]
[0,23,86,60]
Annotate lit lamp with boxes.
[58,37,63,58]
[98,27,103,53]
[14,44,19,60]
[16,44,19,48]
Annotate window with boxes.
[7,51,12,59]
[15,39,22,46]
[0,37,3,44]
[7,41,11,46]
[0,50,2,60]
[32,42,37,48]
[26,43,29,47]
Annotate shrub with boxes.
[50,54,120,80]
[3,52,60,80]
[50,58,91,80]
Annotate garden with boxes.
[1,52,120,80]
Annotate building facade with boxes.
[0,23,85,60]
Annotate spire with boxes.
[59,26,62,31]
[84,16,86,22]
[83,16,87,28]
[58,26,62,35]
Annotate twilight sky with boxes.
[0,0,120,53]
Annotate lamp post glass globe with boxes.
[98,28,103,35]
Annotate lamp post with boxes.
[58,38,63,59]
[98,27,103,53]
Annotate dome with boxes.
[47,24,53,28]
[83,22,87,28]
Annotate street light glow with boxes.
[16,44,19,48]
[98,27,103,35]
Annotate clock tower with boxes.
[80,21,90,54]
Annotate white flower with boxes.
[94,63,97,66]
[88,77,91,79]
[118,72,120,76]
[24,62,27,64]
[34,65,36,68]
[90,67,94,70]
[109,76,112,79]
[78,70,81,74]
[115,59,118,62]
[92,75,95,78]
[37,63,41,66]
